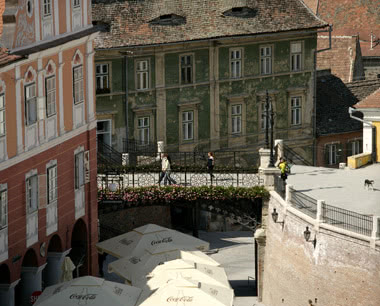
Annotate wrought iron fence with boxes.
[98,170,262,189]
[274,175,286,199]
[322,203,373,237]
[289,187,318,219]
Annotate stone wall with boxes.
[261,191,380,306]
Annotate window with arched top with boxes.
[45,60,57,117]
[24,67,37,126]
[72,51,84,105]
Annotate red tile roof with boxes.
[354,88,380,109]
[302,0,380,56]
[0,47,21,67]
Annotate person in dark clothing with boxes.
[207,152,215,179]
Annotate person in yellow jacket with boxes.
[278,157,289,181]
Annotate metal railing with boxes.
[98,170,262,189]
[97,139,122,166]
[322,204,373,237]
[123,139,156,153]
[289,188,318,218]
[283,144,313,166]
[274,175,285,200]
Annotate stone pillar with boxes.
[254,228,266,302]
[19,264,46,306]
[259,148,280,190]
[274,139,284,164]
[0,279,20,306]
[43,249,71,287]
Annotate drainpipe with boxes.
[312,25,332,166]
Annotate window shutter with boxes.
[324,145,329,165]
[31,176,38,212]
[0,191,7,228]
[346,142,352,158]
[84,150,90,184]
[39,174,47,209]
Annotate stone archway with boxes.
[70,219,88,277]
[15,249,45,306]
[42,235,69,288]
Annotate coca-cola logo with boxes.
[166,296,193,303]
[69,294,97,300]
[151,237,173,246]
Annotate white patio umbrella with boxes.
[140,259,231,289]
[96,224,209,259]
[34,276,142,306]
[108,249,220,286]
[137,278,234,306]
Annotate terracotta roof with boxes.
[317,36,364,83]
[92,0,328,49]
[303,0,380,56]
[0,47,21,67]
[354,88,380,109]
[346,78,380,101]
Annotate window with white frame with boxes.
[182,111,193,140]
[230,49,242,78]
[25,83,37,125]
[45,76,56,117]
[0,94,5,136]
[43,0,52,17]
[137,117,150,145]
[47,166,57,204]
[73,0,81,8]
[0,189,7,229]
[96,64,109,93]
[136,60,149,90]
[326,143,340,165]
[73,66,84,104]
[180,55,193,84]
[291,42,302,71]
[231,104,242,134]
[75,151,84,189]
[260,46,272,75]
[26,175,38,214]
[290,96,302,125]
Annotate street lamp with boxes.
[303,226,317,248]
[265,91,275,167]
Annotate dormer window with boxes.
[149,14,186,26]
[223,7,257,18]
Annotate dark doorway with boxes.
[69,219,88,277]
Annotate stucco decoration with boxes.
[14,0,35,48]
[45,60,57,76]
[24,66,37,84]
[72,49,84,66]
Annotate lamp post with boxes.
[265,91,275,167]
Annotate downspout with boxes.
[313,25,332,166]
[124,55,129,151]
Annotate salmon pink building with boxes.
[0,1,98,305]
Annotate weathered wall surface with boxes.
[262,192,380,306]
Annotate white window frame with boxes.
[260,46,272,75]
[43,0,52,17]
[26,175,38,214]
[136,60,149,91]
[291,42,303,72]
[0,94,5,136]
[75,151,85,189]
[0,187,7,229]
[73,65,84,104]
[180,54,194,84]
[45,75,56,117]
[327,144,337,165]
[137,117,150,145]
[230,48,242,79]
[47,165,57,204]
[182,110,194,141]
[73,0,81,8]
[231,104,242,134]
[96,63,110,93]
[290,96,302,126]
[25,83,37,126]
